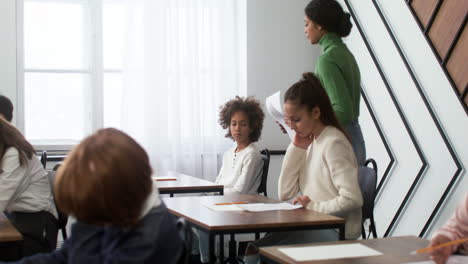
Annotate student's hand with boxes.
[292,195,311,207]
[293,133,313,149]
[429,234,453,264]
[276,121,287,134]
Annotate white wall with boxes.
[0,0,17,125]
[246,0,317,199]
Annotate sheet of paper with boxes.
[266,91,295,140]
[278,243,382,261]
[203,204,245,212]
[152,176,178,181]
[236,203,302,212]
[403,255,468,264]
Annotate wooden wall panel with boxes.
[411,0,439,28]
[429,0,467,60]
[446,25,468,95]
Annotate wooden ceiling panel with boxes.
[429,0,467,59]
[446,25,468,95]
[411,0,439,28]
[464,90,468,106]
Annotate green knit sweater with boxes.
[315,33,361,126]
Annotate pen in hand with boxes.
[411,237,468,254]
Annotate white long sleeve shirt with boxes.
[278,126,363,239]
[0,147,57,218]
[215,143,263,195]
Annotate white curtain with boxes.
[117,0,245,180]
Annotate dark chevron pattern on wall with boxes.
[372,0,463,237]
[343,0,428,237]
[360,89,395,196]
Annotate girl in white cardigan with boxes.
[195,96,265,263]
[244,72,363,264]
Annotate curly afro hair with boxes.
[218,96,265,142]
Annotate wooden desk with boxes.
[156,172,223,197]
[259,236,431,264]
[0,214,22,242]
[163,194,345,264]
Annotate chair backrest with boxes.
[176,217,192,264]
[358,159,377,220]
[40,150,47,169]
[47,166,69,240]
[358,158,378,239]
[52,162,63,171]
[257,148,270,196]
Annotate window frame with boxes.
[17,0,115,151]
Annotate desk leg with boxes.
[170,193,174,197]
[228,234,237,263]
[339,225,346,240]
[209,233,215,264]
[220,189,224,195]
[219,234,224,263]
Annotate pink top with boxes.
[433,193,468,254]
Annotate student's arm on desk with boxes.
[278,144,305,201]
[430,194,468,264]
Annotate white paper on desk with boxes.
[279,243,382,261]
[403,255,468,264]
[236,203,302,212]
[203,204,245,212]
[266,91,295,140]
[152,176,178,181]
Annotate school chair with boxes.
[52,162,62,171]
[40,150,47,169]
[47,166,69,242]
[176,217,192,264]
[358,158,378,239]
[233,149,271,263]
[257,149,271,196]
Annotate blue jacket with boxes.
[4,203,183,264]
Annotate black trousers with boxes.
[0,211,58,261]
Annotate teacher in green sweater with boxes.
[304,0,366,165]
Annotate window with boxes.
[19,0,246,180]
[23,0,90,146]
[21,0,130,146]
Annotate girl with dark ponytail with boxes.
[244,73,363,264]
[303,0,366,165]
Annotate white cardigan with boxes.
[215,143,263,194]
[278,126,363,239]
